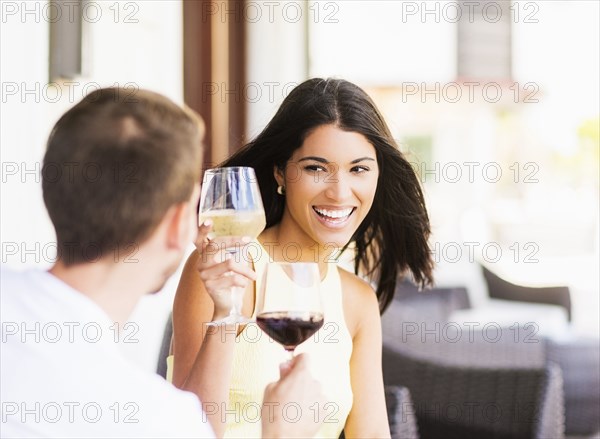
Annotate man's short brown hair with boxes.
[42,88,203,265]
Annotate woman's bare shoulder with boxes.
[337,266,379,337]
[337,265,376,299]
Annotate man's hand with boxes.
[261,354,326,439]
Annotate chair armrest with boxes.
[481,265,572,321]
[385,385,419,439]
[536,362,566,439]
[546,339,600,434]
[338,386,420,439]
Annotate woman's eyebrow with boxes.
[297,156,329,163]
[297,156,376,164]
[350,157,376,164]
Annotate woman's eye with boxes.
[351,165,370,173]
[304,164,327,172]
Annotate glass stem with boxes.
[286,348,295,363]
[225,248,243,318]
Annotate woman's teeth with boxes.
[313,207,353,219]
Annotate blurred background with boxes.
[1,0,598,376]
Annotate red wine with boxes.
[256,311,324,351]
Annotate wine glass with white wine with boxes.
[199,166,266,325]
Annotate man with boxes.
[1,88,324,438]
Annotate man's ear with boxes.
[273,165,285,187]
[164,183,200,250]
[164,202,191,251]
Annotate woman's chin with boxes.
[313,234,353,254]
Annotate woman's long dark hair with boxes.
[221,78,433,313]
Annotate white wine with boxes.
[200,209,266,239]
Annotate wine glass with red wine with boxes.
[256,262,324,360]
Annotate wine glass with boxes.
[198,166,266,325]
[256,262,324,360]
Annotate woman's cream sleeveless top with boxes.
[169,241,354,438]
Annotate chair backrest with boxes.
[156,313,173,379]
[481,264,572,321]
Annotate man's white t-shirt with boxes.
[0,268,215,438]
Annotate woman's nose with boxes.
[324,172,352,201]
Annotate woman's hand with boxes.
[193,220,257,320]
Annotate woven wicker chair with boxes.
[385,271,599,437]
[383,346,565,439]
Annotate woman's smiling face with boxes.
[275,124,379,250]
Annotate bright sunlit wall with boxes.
[1,0,184,372]
[308,1,599,337]
[2,1,598,372]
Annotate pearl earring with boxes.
[277,185,285,195]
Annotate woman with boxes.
[171,78,434,438]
